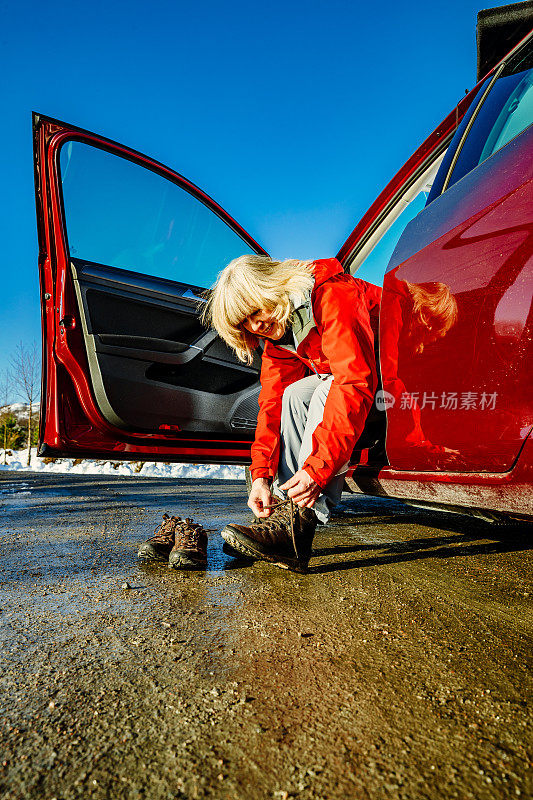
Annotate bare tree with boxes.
[0,369,13,464]
[10,342,40,467]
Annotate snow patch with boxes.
[1,403,40,417]
[0,448,245,481]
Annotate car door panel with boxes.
[71,258,261,433]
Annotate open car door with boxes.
[34,113,267,464]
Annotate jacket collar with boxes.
[270,258,344,353]
[310,257,344,287]
[288,259,344,342]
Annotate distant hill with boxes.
[1,403,40,420]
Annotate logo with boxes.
[375,390,395,410]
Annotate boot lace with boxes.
[174,518,207,549]
[150,513,179,544]
[252,497,297,551]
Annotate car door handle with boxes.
[95,334,207,365]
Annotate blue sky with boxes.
[1,0,488,398]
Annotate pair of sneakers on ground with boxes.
[137,497,318,574]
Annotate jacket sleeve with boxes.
[303,276,378,487]
[250,342,307,482]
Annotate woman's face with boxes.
[242,309,285,341]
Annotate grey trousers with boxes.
[272,374,346,524]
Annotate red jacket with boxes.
[250,258,382,487]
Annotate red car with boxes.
[33,4,533,522]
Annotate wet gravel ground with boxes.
[0,472,531,800]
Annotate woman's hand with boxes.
[247,478,274,518]
[280,469,321,509]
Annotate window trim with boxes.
[440,63,505,194]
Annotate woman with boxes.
[204,255,381,573]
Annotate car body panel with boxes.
[381,122,533,473]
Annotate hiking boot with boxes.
[168,518,208,569]
[222,539,256,560]
[138,513,179,562]
[222,514,258,561]
[221,498,317,573]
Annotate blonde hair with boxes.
[406,281,458,354]
[202,255,315,364]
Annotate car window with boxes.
[59,141,251,288]
[348,156,444,286]
[446,44,533,191]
